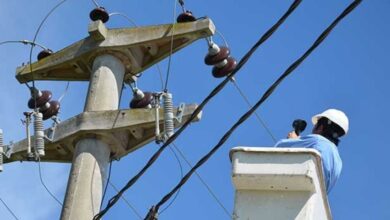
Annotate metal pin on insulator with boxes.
[176,10,196,23]
[212,56,237,78]
[37,49,53,61]
[90,7,109,23]
[130,89,154,109]
[28,89,52,109]
[163,92,174,139]
[33,112,45,157]
[0,129,4,172]
[205,45,231,66]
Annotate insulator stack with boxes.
[163,93,174,139]
[90,7,109,23]
[205,43,237,78]
[0,129,3,172]
[28,89,60,120]
[37,49,53,61]
[177,10,196,23]
[130,89,154,109]
[34,113,45,157]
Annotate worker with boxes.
[275,109,349,193]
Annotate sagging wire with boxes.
[213,29,276,143]
[101,161,113,210]
[57,81,70,103]
[94,1,302,218]
[146,0,363,216]
[158,145,184,214]
[92,0,100,7]
[37,157,63,206]
[171,143,231,218]
[108,182,143,219]
[0,197,20,220]
[0,40,48,50]
[231,79,277,143]
[28,0,67,103]
[163,0,179,91]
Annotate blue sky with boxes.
[0,0,389,219]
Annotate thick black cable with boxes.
[151,0,362,213]
[94,1,302,218]
[0,197,19,220]
[100,161,113,210]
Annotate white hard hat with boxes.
[311,109,349,135]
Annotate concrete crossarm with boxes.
[3,104,201,163]
[230,147,332,220]
[15,18,215,83]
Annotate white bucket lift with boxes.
[230,147,332,220]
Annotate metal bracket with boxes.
[175,103,186,123]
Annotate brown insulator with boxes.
[204,47,230,66]
[212,57,237,78]
[130,92,154,109]
[28,90,52,109]
[42,100,60,120]
[37,49,53,61]
[176,11,196,23]
[89,7,109,23]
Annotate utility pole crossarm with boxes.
[3,105,201,163]
[15,18,215,83]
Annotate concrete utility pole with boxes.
[2,18,215,219]
[61,55,125,219]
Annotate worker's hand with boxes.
[287,131,299,139]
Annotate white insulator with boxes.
[208,43,220,56]
[163,93,174,139]
[34,113,45,156]
[215,59,228,68]
[0,129,3,172]
[134,88,145,100]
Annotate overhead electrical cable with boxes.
[108,182,143,219]
[0,197,20,220]
[145,1,363,216]
[100,161,113,210]
[94,1,302,218]
[28,0,67,95]
[37,157,63,206]
[171,143,231,218]
[231,78,277,143]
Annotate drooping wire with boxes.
[230,79,277,143]
[93,1,302,219]
[158,145,184,214]
[0,197,20,220]
[58,81,70,103]
[171,143,231,218]
[108,182,143,219]
[163,0,179,91]
[213,29,276,143]
[0,40,48,50]
[92,0,100,7]
[28,0,67,92]
[149,0,363,213]
[37,157,63,206]
[100,161,113,210]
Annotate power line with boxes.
[28,0,67,92]
[101,161,113,209]
[0,197,20,220]
[37,157,63,206]
[230,78,277,143]
[94,1,302,218]
[146,0,363,215]
[163,0,179,91]
[108,182,143,219]
[158,146,184,214]
[171,143,231,218]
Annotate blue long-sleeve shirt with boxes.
[275,134,342,193]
